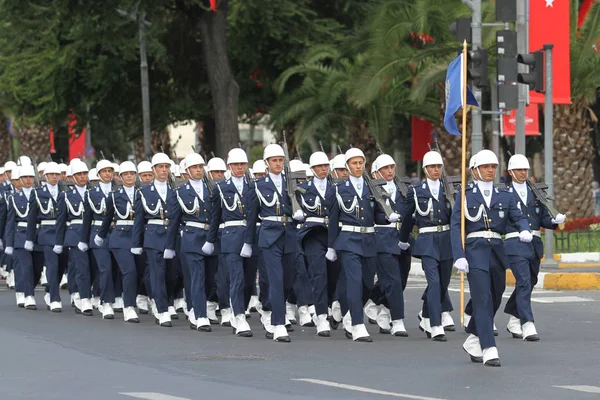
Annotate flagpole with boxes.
[460,40,468,328]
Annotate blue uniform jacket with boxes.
[374,184,414,255]
[98,187,136,249]
[132,182,175,251]
[450,185,529,271]
[0,196,7,239]
[244,175,296,253]
[295,178,334,243]
[504,184,557,259]
[27,185,61,246]
[55,188,87,247]
[81,185,114,248]
[167,181,211,255]
[6,191,34,249]
[399,181,453,261]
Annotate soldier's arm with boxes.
[398,187,416,242]
[55,193,67,246]
[508,196,530,232]
[206,184,221,244]
[80,192,93,243]
[25,190,38,243]
[98,194,115,239]
[131,190,145,249]
[539,203,558,230]
[450,190,466,261]
[165,190,181,251]
[0,198,7,238]
[243,184,258,245]
[327,187,341,248]
[5,197,16,248]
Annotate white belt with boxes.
[419,225,450,234]
[17,222,28,227]
[505,230,541,240]
[92,221,103,226]
[67,219,83,226]
[341,225,375,234]
[223,220,247,227]
[256,223,261,227]
[148,219,169,226]
[185,221,209,230]
[467,231,502,240]
[375,222,402,230]
[305,217,327,224]
[40,220,56,226]
[219,223,225,229]
[116,220,134,226]
[262,216,292,223]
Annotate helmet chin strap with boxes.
[509,170,527,184]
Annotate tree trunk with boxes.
[134,129,171,162]
[553,102,594,218]
[348,118,378,169]
[199,0,240,158]
[0,118,11,161]
[16,124,51,162]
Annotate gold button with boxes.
[165,210,168,214]
[529,223,532,226]
[360,207,364,211]
[487,239,491,242]
[361,217,364,220]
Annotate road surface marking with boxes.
[532,296,595,303]
[292,378,447,400]
[119,393,190,400]
[553,385,600,394]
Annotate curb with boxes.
[506,270,600,290]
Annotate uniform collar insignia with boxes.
[422,183,426,189]
[308,181,312,186]
[473,187,478,193]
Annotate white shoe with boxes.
[124,306,140,323]
[49,301,62,312]
[419,315,432,337]
[188,309,197,328]
[352,324,372,342]
[286,302,297,324]
[196,317,211,331]
[234,314,252,337]
[70,292,80,306]
[331,300,342,323]
[376,306,391,332]
[91,297,100,309]
[261,310,275,335]
[247,295,259,313]
[431,325,446,341]
[136,295,149,314]
[16,292,25,307]
[80,298,93,315]
[308,305,316,316]
[168,306,178,319]
[342,311,352,335]
[158,312,172,327]
[206,301,218,323]
[7,270,15,289]
[507,315,523,338]
[442,311,455,330]
[363,299,378,323]
[220,308,232,326]
[298,305,314,327]
[464,313,472,328]
[255,300,264,316]
[316,314,331,337]
[482,346,501,366]
[463,334,483,361]
[0,266,7,279]
[40,267,48,286]
[273,325,290,342]
[44,293,51,307]
[174,298,186,313]
[150,300,159,318]
[59,273,68,289]
[522,321,540,341]
[100,303,114,319]
[24,296,37,310]
[391,319,408,337]
[113,297,125,312]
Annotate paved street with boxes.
[0,277,599,400]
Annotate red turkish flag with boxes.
[529,0,571,104]
[210,0,216,11]
[68,113,87,161]
[501,105,540,136]
[411,117,433,161]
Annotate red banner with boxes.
[411,117,433,161]
[501,106,540,136]
[49,126,56,153]
[578,0,595,28]
[210,0,216,11]
[68,113,87,161]
[529,0,571,104]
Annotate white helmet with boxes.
[263,144,285,160]
[184,153,205,169]
[469,154,477,169]
[137,161,153,174]
[174,165,181,177]
[71,161,89,175]
[371,160,378,174]
[59,163,68,173]
[227,148,248,164]
[151,153,171,167]
[37,161,48,173]
[89,168,99,181]
[0,167,4,175]
[18,155,32,166]
[44,162,61,175]
[345,148,365,164]
[19,164,35,177]
[96,159,113,172]
[119,161,137,174]
[375,154,396,170]
[207,157,226,172]
[289,159,304,172]
[179,159,187,173]
[309,151,329,168]
[66,165,72,177]
[11,166,21,180]
[422,151,444,168]
[474,149,499,167]
[69,157,81,165]
[305,164,314,177]
[507,154,530,170]
[331,154,346,170]
[112,163,120,173]
[252,159,267,174]
[4,161,17,171]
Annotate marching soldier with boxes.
[451,150,531,367]
[137,161,154,184]
[503,154,565,341]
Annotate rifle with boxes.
[375,142,410,198]
[31,156,41,188]
[282,132,306,213]
[318,140,334,184]
[295,145,303,162]
[527,181,559,219]
[431,138,459,207]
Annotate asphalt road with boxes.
[0,277,599,400]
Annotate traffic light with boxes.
[450,18,472,43]
[496,30,517,57]
[496,0,517,22]
[468,48,488,88]
[517,51,544,92]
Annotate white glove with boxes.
[519,230,533,243]
[77,242,89,252]
[387,212,400,223]
[292,210,305,221]
[325,248,337,262]
[164,249,176,259]
[24,240,34,252]
[202,242,214,255]
[131,247,143,255]
[53,245,63,254]
[240,243,253,258]
[398,241,410,251]
[551,213,566,224]
[454,258,469,273]
[94,235,104,247]
[4,246,13,256]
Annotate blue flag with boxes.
[443,53,479,136]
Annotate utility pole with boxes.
[515,0,528,154]
[470,0,483,153]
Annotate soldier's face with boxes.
[45,173,60,186]
[61,172,67,180]
[209,170,225,180]
[139,172,154,183]
[267,157,284,174]
[470,168,481,181]
[347,157,364,178]
[425,164,442,180]
[312,164,329,180]
[478,164,497,182]
[113,172,121,181]
[99,168,114,183]
[182,172,190,181]
[510,168,528,184]
[378,164,395,181]
[229,162,247,178]
[334,168,349,179]
[121,171,136,187]
[153,163,170,182]
[12,178,22,190]
[6,172,12,180]
[20,176,34,188]
[254,173,266,179]
[187,164,204,180]
[74,172,88,186]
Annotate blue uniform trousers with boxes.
[420,257,453,327]
[504,255,539,324]
[146,249,178,313]
[243,256,259,309]
[224,253,257,315]
[111,249,139,307]
[290,251,313,308]
[13,249,43,297]
[216,253,230,310]
[91,248,116,303]
[63,250,78,295]
[113,262,123,299]
[376,253,406,320]
[257,251,271,311]
[204,255,218,303]
[43,246,64,303]
[465,253,506,349]
[338,251,377,325]
[137,252,150,297]
[71,247,92,299]
[179,249,192,312]
[303,230,329,316]
[183,252,207,318]
[328,258,343,306]
[260,236,294,326]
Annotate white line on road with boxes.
[532,296,595,303]
[553,385,600,394]
[119,393,190,400]
[292,378,447,400]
